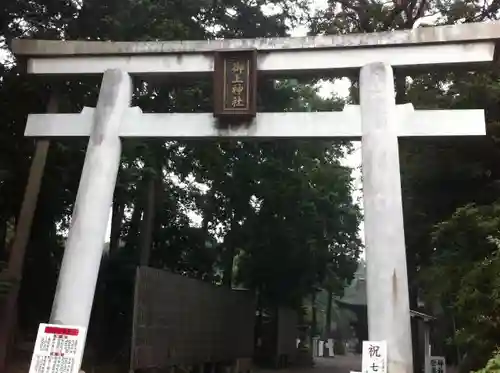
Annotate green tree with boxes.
[422,202,500,371]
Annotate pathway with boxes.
[257,355,362,373]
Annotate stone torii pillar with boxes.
[49,69,132,328]
[361,62,411,373]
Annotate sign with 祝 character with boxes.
[213,49,257,120]
[362,341,387,373]
[430,356,446,373]
[29,323,86,373]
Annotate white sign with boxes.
[430,356,446,373]
[318,340,324,357]
[28,323,86,373]
[325,339,334,357]
[362,341,387,373]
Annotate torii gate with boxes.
[11,21,500,373]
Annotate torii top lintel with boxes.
[11,21,500,76]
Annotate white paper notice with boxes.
[28,323,86,373]
[430,356,446,373]
[362,341,387,373]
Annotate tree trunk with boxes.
[395,73,407,105]
[255,288,263,350]
[0,93,58,372]
[0,217,7,261]
[221,244,235,288]
[109,163,125,254]
[311,291,317,337]
[350,78,360,104]
[221,220,238,288]
[325,289,333,336]
[201,191,214,235]
[109,190,125,254]
[125,186,144,258]
[139,175,156,267]
[451,311,462,365]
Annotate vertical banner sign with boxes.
[29,323,86,373]
[325,339,335,357]
[213,49,257,120]
[430,356,446,373]
[362,341,387,373]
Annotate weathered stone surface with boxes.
[50,69,131,328]
[360,62,413,373]
[11,21,500,56]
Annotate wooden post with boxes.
[0,93,59,372]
